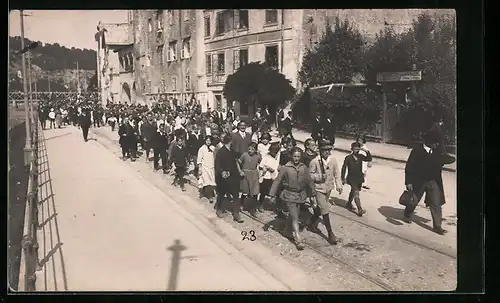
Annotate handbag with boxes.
[399,190,418,207]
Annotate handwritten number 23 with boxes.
[241,230,256,241]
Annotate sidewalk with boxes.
[34,127,313,291]
[287,128,456,172]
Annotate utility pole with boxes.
[76,61,81,94]
[48,75,51,93]
[27,51,34,124]
[20,10,33,165]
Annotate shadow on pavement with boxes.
[37,130,69,291]
[166,239,187,291]
[44,132,73,142]
[378,206,432,232]
[8,121,29,290]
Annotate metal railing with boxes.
[20,109,41,291]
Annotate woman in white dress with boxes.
[197,135,217,203]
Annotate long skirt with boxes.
[198,165,216,188]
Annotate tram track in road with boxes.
[236,210,396,291]
[90,127,456,291]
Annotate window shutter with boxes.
[233,49,240,71]
[233,10,240,29]
[212,53,217,80]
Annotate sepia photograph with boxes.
[8,9,458,292]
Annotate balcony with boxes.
[206,73,227,86]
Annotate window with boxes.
[215,10,232,35]
[172,76,177,91]
[167,41,177,61]
[265,9,278,24]
[158,45,164,65]
[204,16,210,37]
[217,52,225,74]
[205,54,212,74]
[127,53,134,71]
[148,18,153,32]
[239,49,248,68]
[181,38,191,59]
[216,12,225,35]
[148,80,152,91]
[168,10,174,25]
[156,10,164,31]
[119,56,125,69]
[265,45,279,69]
[183,10,190,21]
[239,10,248,29]
[233,49,248,71]
[185,75,191,90]
[161,79,166,92]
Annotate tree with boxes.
[385,13,456,145]
[310,87,382,132]
[298,17,365,87]
[87,73,98,91]
[223,62,295,114]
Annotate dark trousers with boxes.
[404,180,443,228]
[49,118,55,129]
[153,149,167,170]
[82,126,89,141]
[93,119,100,128]
[216,182,242,215]
[109,121,116,131]
[121,137,137,158]
[202,185,216,199]
[174,166,186,186]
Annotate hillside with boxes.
[8,36,97,93]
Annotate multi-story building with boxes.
[132,9,200,107]
[95,20,134,106]
[201,9,306,116]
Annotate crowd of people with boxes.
[37,93,454,250]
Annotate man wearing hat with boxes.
[308,139,342,245]
[404,131,455,235]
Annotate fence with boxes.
[18,110,41,291]
[9,91,100,107]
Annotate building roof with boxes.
[100,22,133,46]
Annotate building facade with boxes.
[201,9,305,115]
[131,9,200,107]
[95,21,134,106]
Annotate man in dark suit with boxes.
[312,112,324,143]
[151,124,170,173]
[79,107,92,142]
[323,112,336,145]
[404,131,455,235]
[215,134,244,223]
[118,116,138,161]
[140,113,156,161]
[230,121,253,159]
[187,126,204,176]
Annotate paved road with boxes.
[34,127,330,291]
[8,109,28,290]
[91,125,457,290]
[97,125,457,255]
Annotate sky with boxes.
[9,10,129,50]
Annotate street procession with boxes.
[37,91,455,250]
[9,9,461,292]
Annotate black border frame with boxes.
[4,0,486,301]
